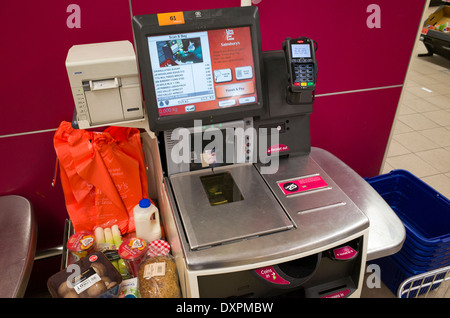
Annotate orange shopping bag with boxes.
[54,124,97,233]
[53,121,149,234]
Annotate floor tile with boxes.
[381,161,394,174]
[416,148,450,173]
[422,110,450,127]
[404,79,420,87]
[428,83,450,95]
[398,113,440,130]
[428,71,450,83]
[386,139,410,157]
[406,86,441,99]
[401,90,421,102]
[398,104,417,115]
[392,121,414,135]
[419,127,450,147]
[410,60,442,76]
[402,97,441,113]
[394,131,439,152]
[420,174,450,198]
[426,95,450,110]
[386,153,439,177]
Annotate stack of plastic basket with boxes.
[366,170,450,297]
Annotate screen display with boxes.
[147,27,257,117]
[291,44,311,58]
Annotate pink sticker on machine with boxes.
[333,245,358,260]
[254,266,290,285]
[267,144,289,154]
[321,289,351,298]
[278,175,328,195]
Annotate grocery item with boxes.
[119,277,140,298]
[148,240,171,257]
[104,227,114,248]
[94,227,106,250]
[138,254,181,298]
[111,224,122,246]
[118,237,148,277]
[134,198,162,243]
[47,252,122,298]
[66,231,95,261]
[103,249,131,279]
[94,225,123,250]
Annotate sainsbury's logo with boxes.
[226,29,234,41]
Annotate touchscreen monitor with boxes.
[147,27,257,118]
[133,6,263,132]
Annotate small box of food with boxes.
[47,251,123,298]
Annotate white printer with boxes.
[66,40,144,129]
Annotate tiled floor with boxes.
[381,22,450,199]
[361,6,450,298]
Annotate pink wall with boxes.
[0,1,426,250]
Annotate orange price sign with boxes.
[157,12,185,26]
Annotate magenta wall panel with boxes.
[0,132,68,249]
[0,1,133,136]
[0,1,426,250]
[256,1,425,93]
[311,87,403,177]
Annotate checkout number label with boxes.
[157,12,185,26]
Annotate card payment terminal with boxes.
[283,37,318,97]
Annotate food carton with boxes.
[47,251,123,298]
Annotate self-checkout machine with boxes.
[67,5,405,298]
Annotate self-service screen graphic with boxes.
[147,27,257,117]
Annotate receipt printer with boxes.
[66,41,144,129]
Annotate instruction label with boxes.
[254,266,290,285]
[278,175,328,195]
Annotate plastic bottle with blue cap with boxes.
[133,198,161,243]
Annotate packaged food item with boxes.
[138,254,181,298]
[103,249,131,279]
[147,239,171,257]
[95,225,123,251]
[119,277,140,298]
[66,231,95,261]
[47,252,122,298]
[118,237,148,277]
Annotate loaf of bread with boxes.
[138,256,181,298]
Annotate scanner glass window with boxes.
[200,172,244,206]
